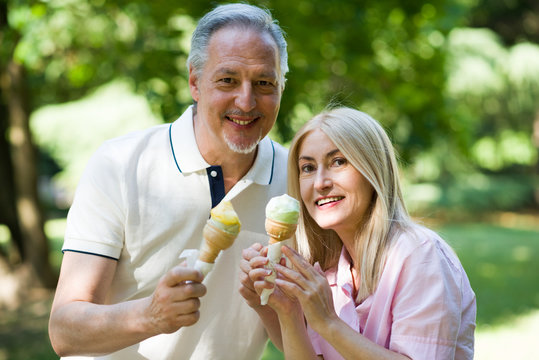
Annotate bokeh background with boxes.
[0,0,537,359]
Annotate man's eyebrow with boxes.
[214,68,278,79]
[215,68,238,76]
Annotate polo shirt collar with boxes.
[169,106,210,173]
[169,105,276,185]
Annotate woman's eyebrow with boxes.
[298,149,341,162]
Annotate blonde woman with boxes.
[239,107,476,359]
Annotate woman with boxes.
[239,107,476,359]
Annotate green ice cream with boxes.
[265,194,300,224]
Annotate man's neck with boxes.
[193,117,258,193]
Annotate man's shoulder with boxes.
[99,123,169,154]
[269,139,288,162]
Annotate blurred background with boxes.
[0,0,537,359]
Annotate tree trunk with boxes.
[0,60,56,288]
[0,99,24,265]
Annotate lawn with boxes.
[0,217,537,359]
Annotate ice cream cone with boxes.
[198,220,238,263]
[265,218,297,244]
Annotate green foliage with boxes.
[445,27,539,172]
[3,0,537,211]
[30,80,161,194]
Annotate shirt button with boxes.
[210,170,218,177]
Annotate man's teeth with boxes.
[317,197,343,206]
[229,117,254,126]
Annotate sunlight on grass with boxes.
[475,309,539,359]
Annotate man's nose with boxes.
[235,83,256,112]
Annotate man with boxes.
[48,4,289,359]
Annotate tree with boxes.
[0,0,56,288]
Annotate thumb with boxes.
[313,262,324,275]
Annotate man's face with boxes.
[189,26,282,156]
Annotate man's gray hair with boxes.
[187,3,289,88]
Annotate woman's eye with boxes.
[332,158,347,167]
[300,163,315,173]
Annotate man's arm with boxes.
[49,251,206,357]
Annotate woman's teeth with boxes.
[317,196,343,206]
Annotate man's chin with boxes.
[225,136,261,155]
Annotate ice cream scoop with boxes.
[260,194,299,305]
[265,194,300,244]
[195,200,241,276]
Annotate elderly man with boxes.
[49,3,289,359]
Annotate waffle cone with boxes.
[265,218,297,244]
[199,221,237,263]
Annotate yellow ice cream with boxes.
[209,200,241,235]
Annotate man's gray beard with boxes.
[224,133,262,154]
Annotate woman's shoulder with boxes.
[389,224,462,271]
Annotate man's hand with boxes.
[146,264,207,334]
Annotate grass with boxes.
[1,217,537,359]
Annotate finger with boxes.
[249,255,269,269]
[239,258,252,274]
[313,262,325,275]
[274,278,303,299]
[281,246,318,279]
[242,244,261,261]
[251,242,263,251]
[249,268,272,283]
[253,279,275,294]
[174,309,201,328]
[164,266,204,287]
[177,281,207,299]
[273,263,309,290]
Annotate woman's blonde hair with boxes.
[288,107,412,302]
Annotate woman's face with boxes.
[297,129,374,242]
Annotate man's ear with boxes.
[188,65,200,102]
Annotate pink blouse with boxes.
[307,227,476,360]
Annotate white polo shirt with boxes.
[62,106,288,360]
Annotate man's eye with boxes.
[258,80,274,86]
[221,78,233,83]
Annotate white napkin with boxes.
[260,238,291,305]
[178,249,214,278]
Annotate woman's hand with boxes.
[247,252,302,317]
[274,245,339,332]
[239,243,266,309]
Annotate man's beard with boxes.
[224,131,262,154]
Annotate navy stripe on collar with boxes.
[269,139,275,184]
[169,123,182,173]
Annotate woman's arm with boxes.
[239,244,283,349]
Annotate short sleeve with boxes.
[389,238,467,360]
[63,141,126,259]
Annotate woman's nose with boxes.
[314,169,332,191]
